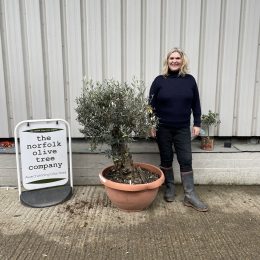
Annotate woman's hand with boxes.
[150,127,157,138]
[192,126,200,137]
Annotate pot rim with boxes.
[99,162,165,192]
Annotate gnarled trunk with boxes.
[110,127,134,175]
[110,128,154,184]
[111,142,133,173]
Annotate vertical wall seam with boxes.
[60,0,70,122]
[121,0,126,82]
[159,0,166,72]
[39,0,51,118]
[233,0,246,136]
[80,0,88,79]
[180,0,186,49]
[215,0,226,135]
[140,0,146,81]
[100,0,107,80]
[251,18,260,136]
[0,0,13,135]
[197,0,206,95]
[19,0,32,119]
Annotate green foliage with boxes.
[201,110,221,137]
[75,78,157,165]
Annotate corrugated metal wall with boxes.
[0,0,259,137]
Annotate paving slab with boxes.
[1,185,260,260]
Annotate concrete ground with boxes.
[1,185,260,260]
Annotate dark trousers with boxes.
[156,125,192,172]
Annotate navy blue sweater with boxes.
[149,71,201,128]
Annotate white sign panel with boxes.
[19,121,68,190]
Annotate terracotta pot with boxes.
[99,162,165,212]
[201,137,214,151]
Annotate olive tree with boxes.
[75,78,157,178]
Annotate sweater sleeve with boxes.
[149,77,160,111]
[192,81,202,127]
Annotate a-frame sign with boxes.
[14,119,73,207]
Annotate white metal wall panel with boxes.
[184,0,201,81]
[85,0,103,80]
[163,0,182,53]
[145,0,161,87]
[235,0,260,136]
[254,35,260,136]
[218,0,241,136]
[199,0,221,120]
[125,0,142,81]
[65,0,83,137]
[0,0,260,137]
[44,0,65,118]
[23,0,46,119]
[105,0,122,80]
[4,0,28,129]
[0,30,9,136]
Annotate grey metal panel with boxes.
[0,0,260,137]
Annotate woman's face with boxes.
[167,51,182,72]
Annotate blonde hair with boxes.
[162,48,189,77]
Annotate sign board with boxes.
[19,121,68,190]
[15,119,73,207]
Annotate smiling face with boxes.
[167,51,183,72]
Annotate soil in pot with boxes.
[105,166,159,184]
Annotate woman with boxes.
[149,48,208,212]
